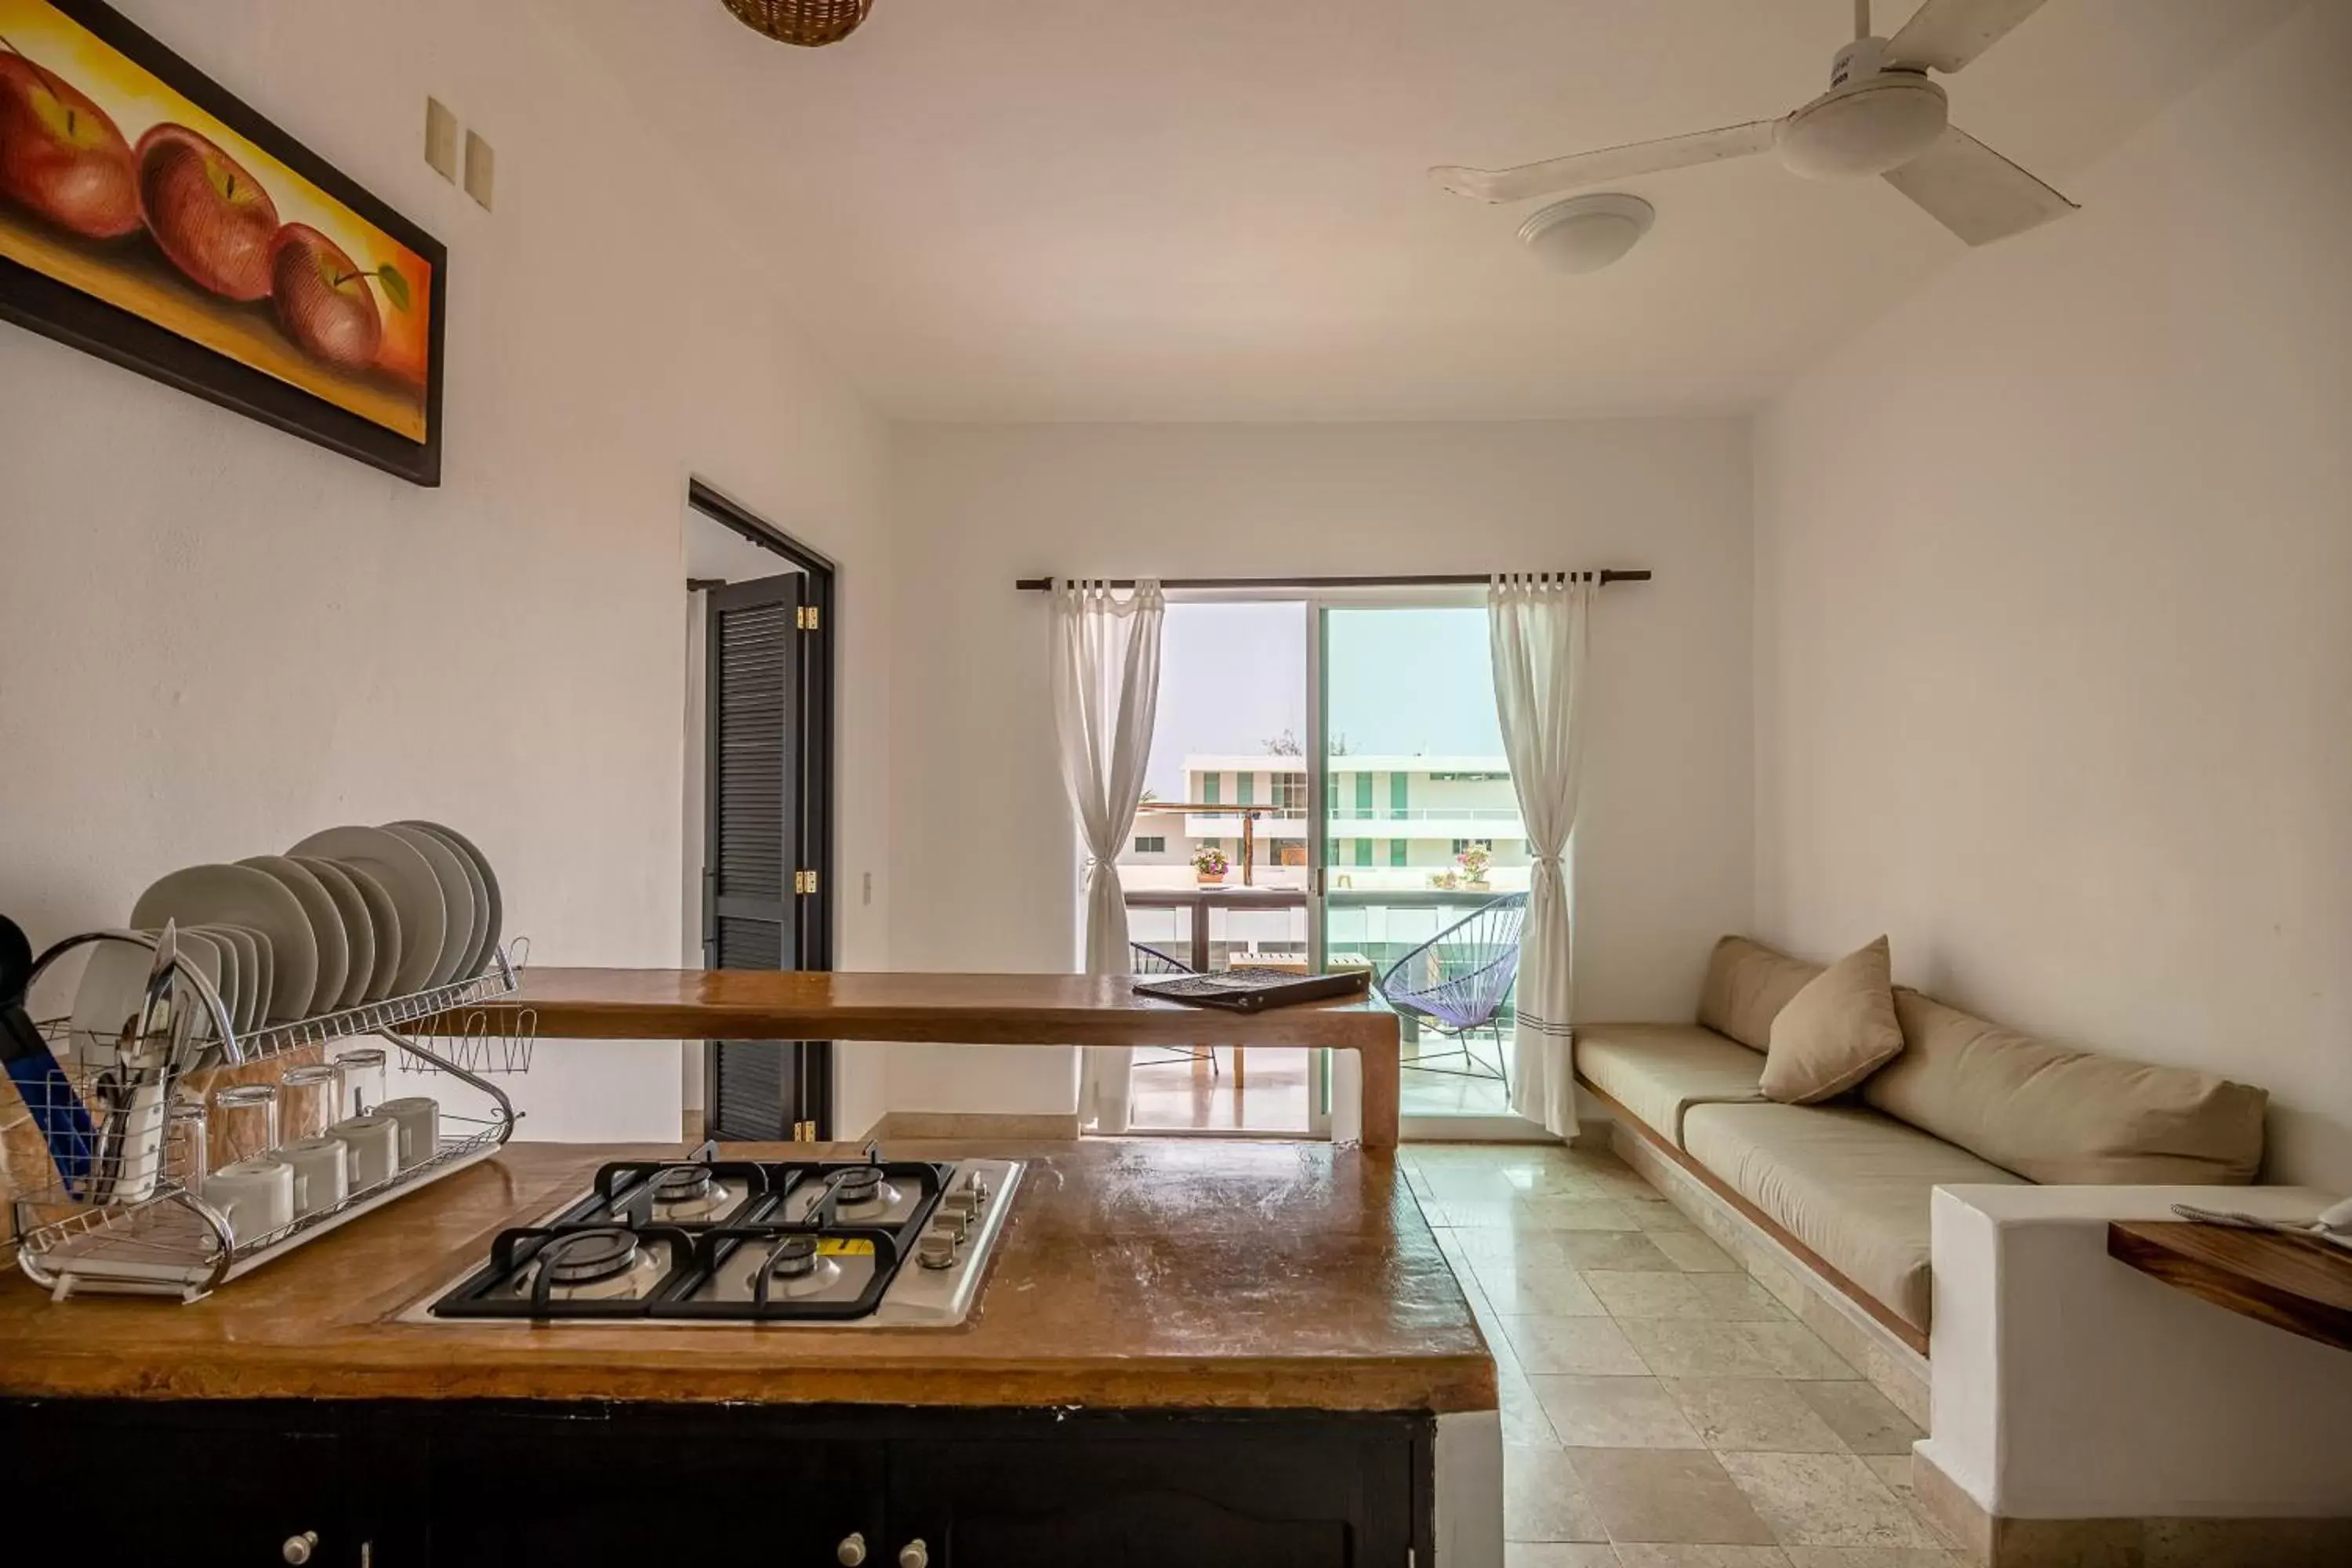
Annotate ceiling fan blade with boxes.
[1431,120,1777,204]
[1882,125,2077,245]
[1884,0,2050,74]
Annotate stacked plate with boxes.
[74,822,503,1054]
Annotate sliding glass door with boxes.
[1106,590,1544,1140]
[1312,598,1545,1137]
[1117,600,1327,1136]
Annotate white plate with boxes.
[382,824,481,987]
[394,821,499,980]
[292,857,376,1011]
[67,930,217,1069]
[129,866,318,1024]
[238,856,350,1018]
[187,924,255,1036]
[288,828,445,997]
[328,862,404,1001]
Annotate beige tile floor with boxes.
[1399,1141,1967,1568]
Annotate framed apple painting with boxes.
[0,0,445,484]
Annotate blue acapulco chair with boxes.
[1372,892,1529,1087]
[1130,941,1219,1077]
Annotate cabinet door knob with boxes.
[897,1540,928,1568]
[837,1533,868,1566]
[281,1532,318,1566]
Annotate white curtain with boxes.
[1051,579,1166,1134]
[1490,572,1592,1138]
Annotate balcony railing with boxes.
[1123,887,1517,978]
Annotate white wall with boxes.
[1753,1,2352,1189]
[887,420,1755,1116]
[0,0,892,1142]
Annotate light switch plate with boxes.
[463,129,495,210]
[423,98,458,181]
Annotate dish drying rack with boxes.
[5,928,537,1302]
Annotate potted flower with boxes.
[1192,844,1229,885]
[1456,845,1492,891]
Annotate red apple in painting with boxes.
[0,49,140,238]
[268,223,382,371]
[136,122,278,299]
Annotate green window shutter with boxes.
[1236,771,1254,807]
[1326,837,1339,864]
[1354,773,1373,812]
[1391,772,1408,813]
[1353,838,1372,867]
[1326,774,1338,811]
[1203,773,1220,806]
[1389,840,1406,866]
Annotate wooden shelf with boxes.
[428,967,1402,1149]
[2108,1220,2352,1353]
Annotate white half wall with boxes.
[1752,1,2352,1189]
[887,419,1755,1116]
[0,0,891,1143]
[1926,1184,2352,1520]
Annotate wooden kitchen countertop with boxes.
[429,968,1405,1148]
[0,1139,1494,1414]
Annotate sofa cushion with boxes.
[1682,1101,2027,1331]
[1577,1023,1766,1146]
[1762,936,1905,1104]
[1866,989,2269,1184]
[1697,935,1824,1053]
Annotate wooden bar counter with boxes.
[0,1138,1492,1414]
[430,967,1406,1149]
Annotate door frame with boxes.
[688,479,838,1138]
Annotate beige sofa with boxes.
[1575,937,2268,1349]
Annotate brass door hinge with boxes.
[793,1119,818,1142]
[794,869,820,895]
[797,604,822,630]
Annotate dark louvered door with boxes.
[704,574,807,1139]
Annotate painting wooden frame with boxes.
[0,0,446,485]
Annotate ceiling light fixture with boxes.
[1516,193,1655,274]
[723,0,875,47]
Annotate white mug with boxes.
[329,1113,401,1189]
[278,1136,350,1218]
[201,1156,294,1247]
[378,1096,440,1169]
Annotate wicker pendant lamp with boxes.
[723,0,875,47]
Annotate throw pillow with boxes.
[1760,935,1904,1103]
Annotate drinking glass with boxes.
[279,1064,341,1143]
[211,1083,281,1167]
[334,1047,388,1117]
[165,1098,209,1191]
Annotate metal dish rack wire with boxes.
[5,930,536,1302]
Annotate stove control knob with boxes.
[917,1231,956,1269]
[942,1188,978,1220]
[898,1541,929,1568]
[836,1532,868,1566]
[281,1533,318,1566]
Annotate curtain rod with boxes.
[1013,569,1652,591]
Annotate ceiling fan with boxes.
[1433,0,2078,246]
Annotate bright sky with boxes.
[1144,603,1504,798]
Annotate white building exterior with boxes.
[1122,754,1527,894]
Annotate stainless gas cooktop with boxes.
[408,1143,1022,1328]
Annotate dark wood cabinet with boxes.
[888,1415,1415,1568]
[2,1400,359,1563]
[1,1399,1428,1567]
